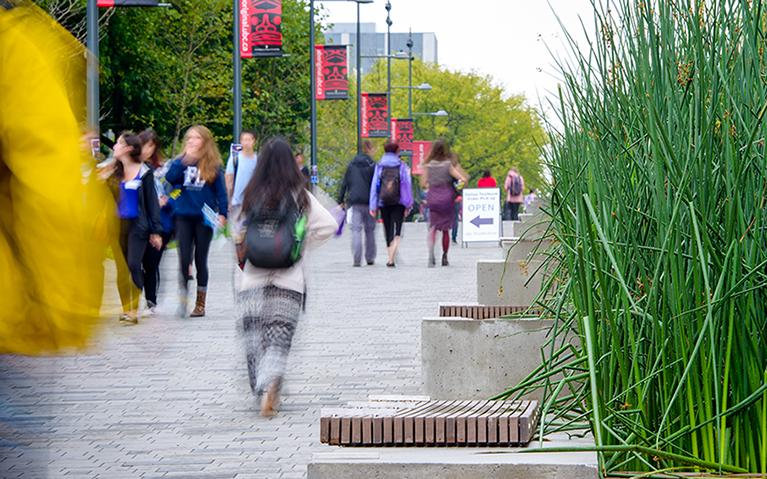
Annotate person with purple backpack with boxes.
[369,140,413,268]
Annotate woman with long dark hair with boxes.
[139,129,173,314]
[107,132,163,323]
[165,125,228,317]
[422,139,468,267]
[235,137,336,416]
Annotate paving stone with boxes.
[1,223,502,477]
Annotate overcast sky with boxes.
[317,0,597,113]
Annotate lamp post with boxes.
[309,0,372,186]
[385,1,392,134]
[233,0,241,141]
[406,32,414,118]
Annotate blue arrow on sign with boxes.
[470,215,494,228]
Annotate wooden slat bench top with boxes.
[438,304,543,320]
[320,400,539,447]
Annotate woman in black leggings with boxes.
[107,132,163,324]
[164,125,228,317]
[369,140,414,267]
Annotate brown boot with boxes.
[190,290,206,317]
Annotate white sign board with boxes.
[461,188,501,243]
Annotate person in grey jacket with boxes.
[337,140,377,266]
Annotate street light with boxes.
[393,82,432,91]
[412,110,448,117]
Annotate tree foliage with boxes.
[318,59,548,192]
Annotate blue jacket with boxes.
[164,157,228,219]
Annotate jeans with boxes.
[350,204,376,265]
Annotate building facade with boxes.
[324,23,438,73]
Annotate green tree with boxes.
[366,59,548,191]
[317,59,548,193]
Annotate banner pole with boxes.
[233,0,242,141]
[356,1,362,153]
[310,0,318,188]
[87,0,99,134]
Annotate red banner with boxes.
[411,141,432,175]
[390,118,414,156]
[361,93,389,138]
[315,45,349,100]
[241,0,283,58]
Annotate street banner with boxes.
[390,118,414,156]
[411,140,432,175]
[241,0,283,58]
[361,93,389,138]
[315,45,349,100]
[462,188,501,243]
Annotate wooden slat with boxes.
[518,400,538,444]
[319,399,538,447]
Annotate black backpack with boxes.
[379,166,401,206]
[244,197,307,269]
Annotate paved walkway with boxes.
[1,222,505,478]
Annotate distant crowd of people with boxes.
[93,125,534,417]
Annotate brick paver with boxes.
[1,222,505,478]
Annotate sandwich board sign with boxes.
[461,188,501,243]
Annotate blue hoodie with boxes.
[164,157,228,219]
[369,152,414,210]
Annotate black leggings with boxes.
[142,231,171,305]
[117,219,148,310]
[380,205,405,246]
[175,215,214,290]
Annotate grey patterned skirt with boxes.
[237,286,304,396]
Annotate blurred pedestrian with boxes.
[369,140,413,267]
[234,137,336,416]
[226,129,259,238]
[139,129,174,314]
[477,169,497,188]
[422,140,468,267]
[1,3,111,474]
[165,125,228,317]
[504,167,525,221]
[295,149,311,185]
[524,188,537,209]
[106,132,163,324]
[337,140,377,266]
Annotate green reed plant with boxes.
[494,0,767,475]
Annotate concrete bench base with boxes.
[477,259,545,306]
[308,436,598,479]
[422,317,552,401]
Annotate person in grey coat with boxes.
[337,140,377,266]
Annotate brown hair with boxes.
[184,125,222,183]
[139,128,164,169]
[111,131,142,183]
[384,139,400,154]
[425,138,451,164]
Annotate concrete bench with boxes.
[308,434,598,479]
[422,316,553,401]
[320,398,540,447]
[477,259,546,306]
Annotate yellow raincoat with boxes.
[0,1,111,354]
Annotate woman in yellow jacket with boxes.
[0,0,109,355]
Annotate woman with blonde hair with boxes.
[165,125,228,317]
[422,139,468,267]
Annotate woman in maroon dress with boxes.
[422,140,468,266]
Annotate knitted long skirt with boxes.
[237,286,303,395]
